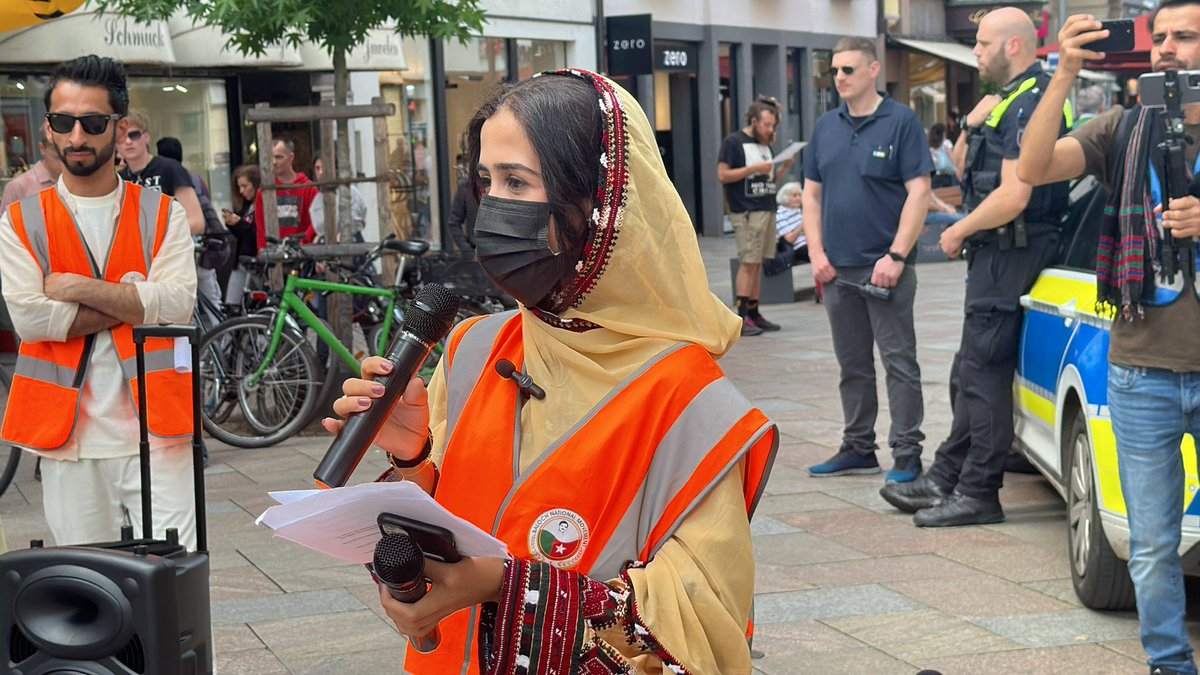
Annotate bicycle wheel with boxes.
[199,316,322,448]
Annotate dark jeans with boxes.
[823,264,924,460]
[928,232,1058,499]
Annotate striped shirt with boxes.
[775,206,806,250]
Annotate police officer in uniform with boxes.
[880,7,1072,526]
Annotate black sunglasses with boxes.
[828,66,857,77]
[45,113,122,135]
[127,129,144,141]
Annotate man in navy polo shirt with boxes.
[802,36,933,483]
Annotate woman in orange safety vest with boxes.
[327,69,777,674]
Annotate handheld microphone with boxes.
[314,283,459,488]
[373,533,440,653]
[834,278,893,301]
[495,359,545,400]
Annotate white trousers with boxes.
[40,448,198,550]
[197,266,221,308]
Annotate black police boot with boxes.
[913,491,1005,527]
[879,474,948,513]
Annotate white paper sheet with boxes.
[256,481,508,564]
[772,141,807,165]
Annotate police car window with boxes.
[1058,175,1104,272]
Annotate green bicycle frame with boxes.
[250,273,399,385]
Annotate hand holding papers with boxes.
[257,481,508,564]
[772,141,806,165]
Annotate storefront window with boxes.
[127,77,231,208]
[812,49,837,118]
[1,75,50,194]
[907,52,946,131]
[516,39,566,81]
[787,48,803,143]
[444,37,507,178]
[719,43,739,138]
[381,38,435,240]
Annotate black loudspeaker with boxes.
[0,537,211,674]
[0,325,212,674]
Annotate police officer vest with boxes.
[404,311,778,674]
[963,74,1074,214]
[1,183,194,450]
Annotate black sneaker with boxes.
[913,491,1004,527]
[749,313,781,332]
[740,317,764,336]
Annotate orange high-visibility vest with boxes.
[1,183,193,450]
[405,311,777,674]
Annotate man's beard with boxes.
[55,133,116,177]
[982,50,1011,86]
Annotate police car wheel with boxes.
[1065,412,1135,610]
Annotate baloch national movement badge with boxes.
[528,508,589,569]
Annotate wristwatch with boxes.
[887,250,906,263]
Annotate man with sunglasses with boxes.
[880,8,1070,527]
[802,36,932,483]
[0,55,198,549]
[117,110,205,237]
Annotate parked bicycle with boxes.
[199,235,494,448]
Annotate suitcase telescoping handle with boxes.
[132,325,207,553]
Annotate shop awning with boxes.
[0,2,175,65]
[891,37,977,68]
[295,29,407,71]
[168,14,302,68]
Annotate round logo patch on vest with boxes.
[120,271,146,284]
[528,508,589,569]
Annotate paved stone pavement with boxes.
[3,235,1200,674]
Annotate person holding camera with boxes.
[880,8,1072,526]
[1018,3,1200,673]
[802,36,932,482]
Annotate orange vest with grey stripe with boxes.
[1,183,193,450]
[405,311,778,674]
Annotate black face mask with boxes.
[474,196,578,309]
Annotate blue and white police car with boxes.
[1014,177,1199,610]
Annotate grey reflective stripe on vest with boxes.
[14,355,79,388]
[136,186,164,271]
[118,347,178,382]
[14,194,51,273]
[445,310,516,432]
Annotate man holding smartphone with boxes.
[1018,4,1200,674]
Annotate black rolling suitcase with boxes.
[0,324,213,674]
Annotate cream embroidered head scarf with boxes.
[508,69,741,464]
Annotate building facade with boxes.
[0,1,600,249]
[602,0,875,237]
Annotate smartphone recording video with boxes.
[1089,19,1136,54]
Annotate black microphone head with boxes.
[495,359,516,379]
[373,533,425,585]
[404,283,460,344]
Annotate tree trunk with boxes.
[330,46,354,352]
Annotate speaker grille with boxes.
[115,633,145,673]
[9,624,36,663]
